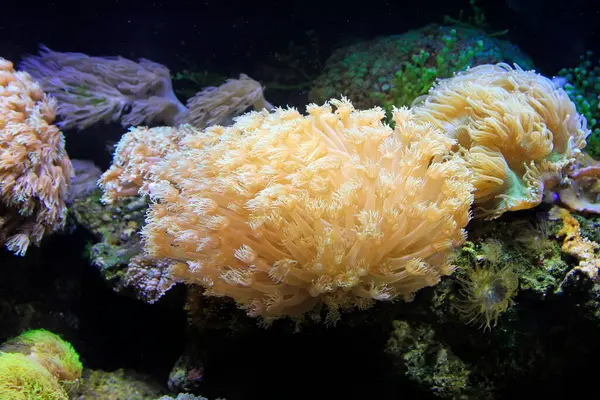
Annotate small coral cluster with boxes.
[0,58,73,255]
[550,205,600,279]
[456,257,518,330]
[413,63,589,217]
[184,74,274,128]
[100,125,197,202]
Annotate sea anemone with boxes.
[456,262,518,331]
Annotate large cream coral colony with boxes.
[100,63,589,322]
[140,100,474,323]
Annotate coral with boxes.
[556,155,600,213]
[180,74,274,128]
[167,353,204,393]
[0,352,68,400]
[0,329,81,400]
[477,238,503,265]
[124,255,176,304]
[557,51,600,158]
[21,46,273,131]
[549,206,600,280]
[413,63,589,218]
[456,261,519,331]
[310,24,533,110]
[139,99,474,323]
[99,125,196,202]
[1,328,82,384]
[514,220,558,260]
[0,58,73,256]
[447,213,571,301]
[20,45,188,130]
[66,159,103,204]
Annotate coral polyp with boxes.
[456,264,518,331]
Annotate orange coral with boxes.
[549,206,600,279]
[0,58,73,255]
[141,99,474,323]
[413,63,589,219]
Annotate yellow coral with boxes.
[0,352,68,400]
[1,329,82,384]
[549,205,600,279]
[0,58,73,255]
[413,63,589,219]
[142,98,474,323]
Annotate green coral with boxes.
[380,28,486,114]
[513,222,569,295]
[310,24,533,111]
[0,329,82,400]
[557,51,600,158]
[0,352,68,400]
[1,329,83,384]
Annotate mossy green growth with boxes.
[573,213,600,244]
[70,188,147,286]
[0,352,68,400]
[447,217,571,331]
[386,320,472,398]
[1,329,83,384]
[558,51,600,158]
